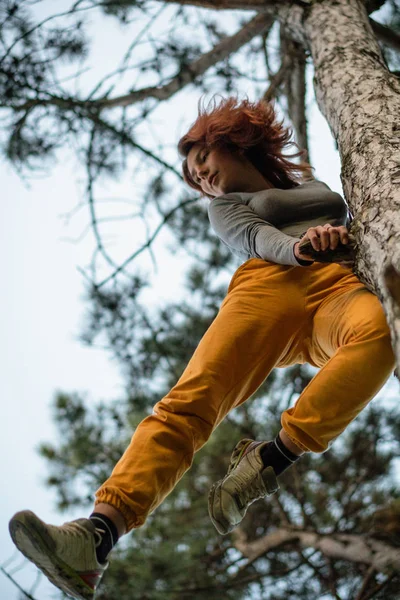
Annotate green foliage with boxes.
[3,1,398,598]
[39,270,400,597]
[40,369,400,598]
[100,0,145,22]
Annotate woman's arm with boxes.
[208,195,311,266]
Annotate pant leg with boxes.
[95,259,310,530]
[281,264,395,453]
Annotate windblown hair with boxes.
[178,95,315,199]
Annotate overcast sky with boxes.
[1,3,397,600]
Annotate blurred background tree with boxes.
[1,0,400,598]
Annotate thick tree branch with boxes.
[147,0,310,11]
[263,51,292,102]
[10,13,274,112]
[234,527,400,572]
[279,31,313,169]
[100,13,274,108]
[7,4,399,120]
[150,1,400,55]
[370,18,400,54]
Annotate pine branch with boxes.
[99,13,274,108]
[95,196,198,288]
[370,18,400,54]
[235,526,400,572]
[86,126,121,275]
[355,566,377,600]
[10,13,274,112]
[280,33,311,163]
[144,0,309,11]
[150,1,400,55]
[87,113,183,179]
[359,572,397,600]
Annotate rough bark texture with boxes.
[303,0,400,368]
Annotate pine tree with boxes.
[2,1,400,598]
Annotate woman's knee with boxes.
[353,312,396,375]
[347,291,391,343]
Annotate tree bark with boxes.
[234,526,400,572]
[303,0,400,367]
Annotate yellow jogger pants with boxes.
[95,259,395,530]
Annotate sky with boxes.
[0,2,397,600]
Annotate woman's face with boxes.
[186,143,274,197]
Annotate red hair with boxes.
[178,95,314,199]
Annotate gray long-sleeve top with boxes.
[207,179,351,266]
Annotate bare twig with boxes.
[355,566,376,600]
[359,572,397,600]
[0,565,39,600]
[95,196,198,288]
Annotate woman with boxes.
[9,96,395,600]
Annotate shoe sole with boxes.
[208,481,233,535]
[9,511,95,600]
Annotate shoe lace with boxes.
[239,477,265,506]
[60,521,102,548]
[227,439,253,475]
[236,474,266,509]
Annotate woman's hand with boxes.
[294,224,354,266]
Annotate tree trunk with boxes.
[302,0,400,367]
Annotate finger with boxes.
[328,229,340,250]
[306,228,321,251]
[324,224,349,246]
[321,225,341,250]
[315,226,330,251]
[314,225,332,251]
[338,226,349,245]
[315,223,332,251]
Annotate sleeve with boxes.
[208,196,312,267]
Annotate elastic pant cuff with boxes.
[94,491,144,532]
[281,428,310,453]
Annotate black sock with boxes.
[260,434,301,476]
[89,513,119,563]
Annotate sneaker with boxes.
[9,510,108,600]
[208,439,279,535]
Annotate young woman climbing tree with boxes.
[9,96,395,600]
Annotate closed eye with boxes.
[192,149,209,184]
[196,151,209,183]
